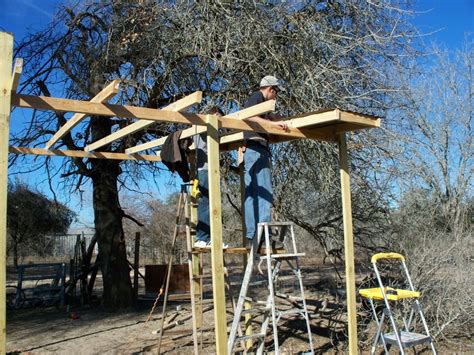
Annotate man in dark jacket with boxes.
[242,75,288,245]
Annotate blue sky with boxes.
[0,0,473,228]
[412,0,473,48]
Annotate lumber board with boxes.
[125,99,275,154]
[219,109,380,149]
[45,80,121,149]
[11,94,308,139]
[9,146,161,162]
[11,58,23,92]
[207,114,228,354]
[85,91,202,152]
[0,31,13,355]
[338,133,358,354]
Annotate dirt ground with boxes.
[6,260,473,354]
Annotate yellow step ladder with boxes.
[359,253,437,355]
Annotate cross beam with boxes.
[11,93,314,138]
[45,80,121,150]
[125,100,276,154]
[84,91,203,152]
[9,146,161,162]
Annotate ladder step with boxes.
[383,331,432,347]
[235,333,265,343]
[260,253,305,259]
[259,222,293,226]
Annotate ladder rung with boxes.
[258,222,293,226]
[235,333,265,342]
[260,253,305,259]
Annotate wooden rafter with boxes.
[125,99,276,154]
[9,146,161,162]
[45,80,121,150]
[11,93,315,138]
[84,91,203,152]
[219,109,380,148]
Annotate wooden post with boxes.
[207,114,228,355]
[0,32,13,354]
[338,133,358,354]
[133,232,140,302]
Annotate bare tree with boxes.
[382,42,474,339]
[11,1,417,308]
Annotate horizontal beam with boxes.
[45,80,121,150]
[11,58,23,92]
[85,91,202,152]
[9,146,161,162]
[219,109,380,148]
[125,100,276,154]
[226,99,275,120]
[12,93,308,138]
[339,110,381,127]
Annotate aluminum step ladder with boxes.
[359,253,437,355]
[228,221,314,354]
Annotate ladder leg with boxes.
[294,257,314,354]
[227,224,263,353]
[256,295,271,355]
[264,224,280,355]
[371,311,386,355]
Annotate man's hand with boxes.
[272,120,288,130]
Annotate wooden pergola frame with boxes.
[0,32,380,354]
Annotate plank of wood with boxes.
[207,114,229,354]
[226,99,275,120]
[338,133,358,354]
[45,79,120,149]
[0,31,13,355]
[85,91,202,152]
[9,146,161,162]
[11,58,23,92]
[12,94,379,140]
[125,100,275,154]
[339,110,381,127]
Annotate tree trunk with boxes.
[92,159,133,309]
[13,240,18,268]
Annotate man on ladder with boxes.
[227,76,314,354]
[241,75,288,249]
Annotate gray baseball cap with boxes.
[260,75,284,91]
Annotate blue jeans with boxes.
[196,169,210,242]
[244,143,272,240]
